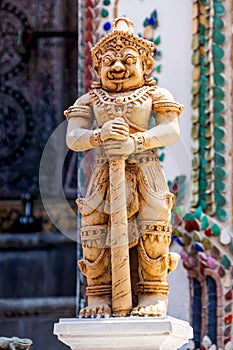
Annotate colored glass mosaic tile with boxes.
[231,240,233,254]
[214,152,225,166]
[101,8,109,17]
[193,231,202,242]
[184,213,194,221]
[215,192,226,206]
[214,179,225,192]
[224,326,232,337]
[205,227,212,237]
[212,223,221,236]
[103,21,111,31]
[213,86,225,100]
[213,16,224,29]
[213,29,225,45]
[214,73,225,86]
[207,256,217,269]
[213,3,225,16]
[201,215,209,229]
[221,255,231,269]
[214,139,225,151]
[194,206,202,220]
[216,207,227,221]
[213,44,225,59]
[194,242,204,252]
[213,59,225,73]
[218,265,226,277]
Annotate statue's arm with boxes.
[131,88,184,152]
[65,93,96,152]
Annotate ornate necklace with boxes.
[90,86,154,131]
[90,86,154,106]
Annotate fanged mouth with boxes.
[107,71,130,80]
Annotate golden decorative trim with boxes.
[153,100,184,114]
[64,105,91,120]
[90,129,102,148]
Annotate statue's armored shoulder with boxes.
[64,93,93,120]
[149,86,184,114]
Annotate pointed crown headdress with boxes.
[91,17,155,68]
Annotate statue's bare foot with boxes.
[131,295,167,317]
[79,298,111,318]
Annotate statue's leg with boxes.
[78,210,111,318]
[132,159,180,316]
[132,224,179,316]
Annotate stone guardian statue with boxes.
[65,17,184,318]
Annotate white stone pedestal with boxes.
[54,316,193,350]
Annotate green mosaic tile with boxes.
[214,87,225,100]
[214,101,225,113]
[199,181,207,192]
[214,127,225,139]
[216,207,227,221]
[214,152,225,166]
[194,206,202,220]
[199,127,206,137]
[214,166,226,179]
[184,212,194,221]
[199,34,205,46]
[214,139,225,152]
[200,158,207,167]
[212,223,221,236]
[201,215,209,230]
[213,44,225,59]
[214,179,225,192]
[214,3,225,16]
[154,36,161,45]
[213,16,224,30]
[103,0,111,5]
[215,192,226,207]
[214,73,225,86]
[199,199,207,210]
[213,30,225,45]
[101,8,109,17]
[214,113,225,126]
[221,255,231,269]
[199,25,205,35]
[200,65,207,75]
[213,59,225,73]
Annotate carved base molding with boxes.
[54,316,193,350]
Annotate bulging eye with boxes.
[125,56,135,64]
[103,57,112,66]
